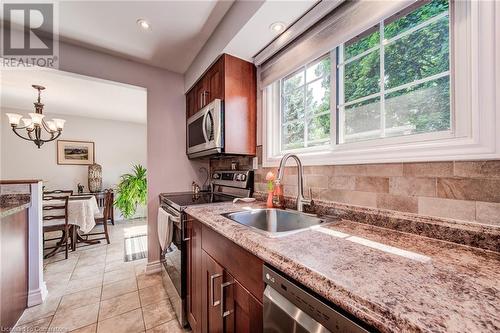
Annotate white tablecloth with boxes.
[43,196,100,233]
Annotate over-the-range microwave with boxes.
[187,99,223,158]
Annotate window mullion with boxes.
[384,11,449,47]
[279,80,284,153]
[330,50,337,148]
[385,71,450,94]
[338,44,381,67]
[303,66,308,148]
[338,45,345,144]
[340,91,382,108]
[379,23,386,138]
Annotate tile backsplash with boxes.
[210,146,500,226]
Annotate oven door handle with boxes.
[161,205,181,223]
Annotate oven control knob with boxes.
[213,173,220,179]
[235,174,241,181]
[240,174,246,181]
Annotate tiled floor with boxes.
[13,219,188,333]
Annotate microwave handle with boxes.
[202,110,209,142]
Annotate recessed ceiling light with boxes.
[137,19,151,31]
[270,22,286,33]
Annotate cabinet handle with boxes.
[220,281,234,318]
[200,93,203,108]
[210,273,222,307]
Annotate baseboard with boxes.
[145,260,162,274]
[27,282,48,307]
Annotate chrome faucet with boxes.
[276,153,312,212]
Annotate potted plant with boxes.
[115,164,147,219]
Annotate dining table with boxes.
[43,195,102,250]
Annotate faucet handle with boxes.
[308,188,315,207]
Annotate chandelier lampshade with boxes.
[5,85,65,148]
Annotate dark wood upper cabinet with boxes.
[186,89,197,119]
[185,54,256,156]
[206,59,224,104]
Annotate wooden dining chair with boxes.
[94,192,114,225]
[43,189,73,199]
[82,189,113,244]
[43,195,70,259]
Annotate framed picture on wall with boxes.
[57,140,95,165]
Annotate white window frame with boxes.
[262,0,500,166]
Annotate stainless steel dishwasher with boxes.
[263,265,371,333]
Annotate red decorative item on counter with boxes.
[266,190,274,208]
[265,171,276,208]
[273,182,285,209]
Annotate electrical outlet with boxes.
[252,157,258,169]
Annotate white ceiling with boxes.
[224,1,317,61]
[14,0,234,74]
[5,0,317,75]
[1,68,147,123]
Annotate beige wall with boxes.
[1,110,148,220]
[57,42,206,268]
[211,148,500,227]
[1,109,147,192]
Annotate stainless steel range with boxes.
[159,170,253,327]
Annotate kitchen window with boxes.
[260,0,500,167]
[338,0,450,144]
[271,0,451,157]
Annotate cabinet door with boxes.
[223,279,262,333]
[202,250,224,333]
[206,58,224,104]
[186,219,202,333]
[201,251,262,333]
[186,89,197,118]
[195,79,209,110]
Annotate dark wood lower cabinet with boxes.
[188,217,263,333]
[202,251,224,333]
[232,280,262,333]
[0,209,29,331]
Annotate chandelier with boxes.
[5,85,66,148]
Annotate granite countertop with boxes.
[185,201,500,333]
[0,194,31,218]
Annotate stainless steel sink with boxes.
[222,208,327,237]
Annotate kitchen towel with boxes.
[157,207,174,255]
